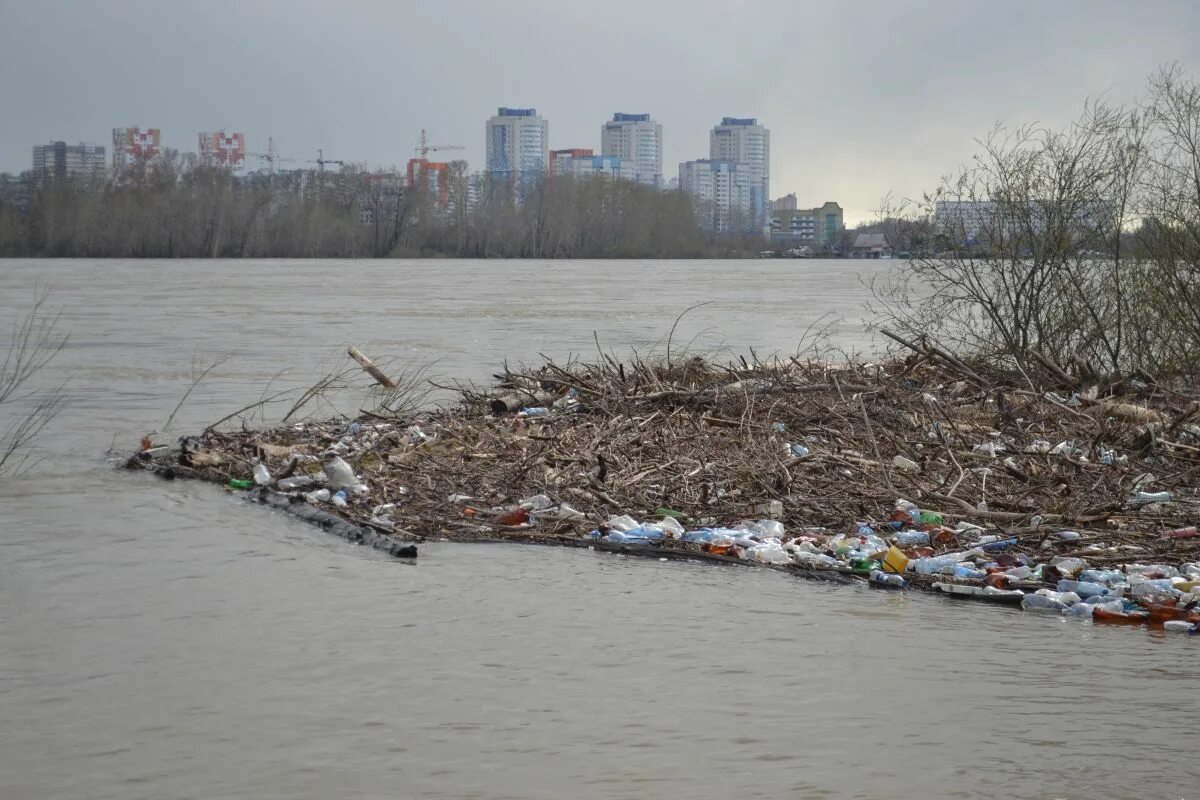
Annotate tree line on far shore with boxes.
[0,157,762,259]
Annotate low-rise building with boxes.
[851,232,891,258]
[768,201,844,252]
[548,148,593,175]
[553,154,635,182]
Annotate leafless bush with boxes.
[872,65,1200,383]
[0,288,68,476]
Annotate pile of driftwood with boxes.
[125,340,1200,571]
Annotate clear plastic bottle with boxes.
[1035,589,1081,606]
[1065,603,1096,618]
[869,569,906,588]
[253,463,273,486]
[1022,593,1068,613]
[1057,579,1109,599]
[1130,490,1173,507]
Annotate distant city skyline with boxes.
[2,0,1198,225]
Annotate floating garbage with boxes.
[125,347,1200,636]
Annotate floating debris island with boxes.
[128,344,1200,635]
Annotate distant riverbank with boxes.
[0,165,768,259]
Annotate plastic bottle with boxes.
[894,499,921,525]
[892,455,920,473]
[605,515,639,533]
[495,507,530,526]
[1057,579,1109,599]
[894,530,930,547]
[1066,603,1096,619]
[518,494,554,510]
[621,527,665,543]
[1079,569,1125,586]
[331,490,348,507]
[747,543,791,564]
[305,488,331,503]
[1163,620,1198,634]
[1166,526,1199,539]
[749,520,786,539]
[1035,589,1081,606]
[793,551,840,569]
[1022,593,1068,613]
[1051,557,1087,577]
[658,516,685,537]
[1130,490,1173,507]
[253,463,273,486]
[869,569,906,588]
[276,475,316,491]
[324,456,364,492]
[520,407,549,417]
[912,556,957,575]
[228,478,254,490]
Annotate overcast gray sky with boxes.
[2,0,1198,224]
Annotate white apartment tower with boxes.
[600,113,663,188]
[485,107,549,187]
[678,159,755,232]
[709,117,769,224]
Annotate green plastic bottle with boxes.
[228,478,254,490]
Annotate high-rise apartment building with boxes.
[407,157,450,207]
[679,159,755,232]
[112,127,162,173]
[772,193,798,211]
[709,117,769,225]
[485,108,548,187]
[31,141,106,183]
[198,131,246,169]
[600,113,663,188]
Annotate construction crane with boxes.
[312,148,345,173]
[415,129,464,160]
[245,137,301,174]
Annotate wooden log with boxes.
[348,346,398,389]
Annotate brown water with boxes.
[0,258,1197,799]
